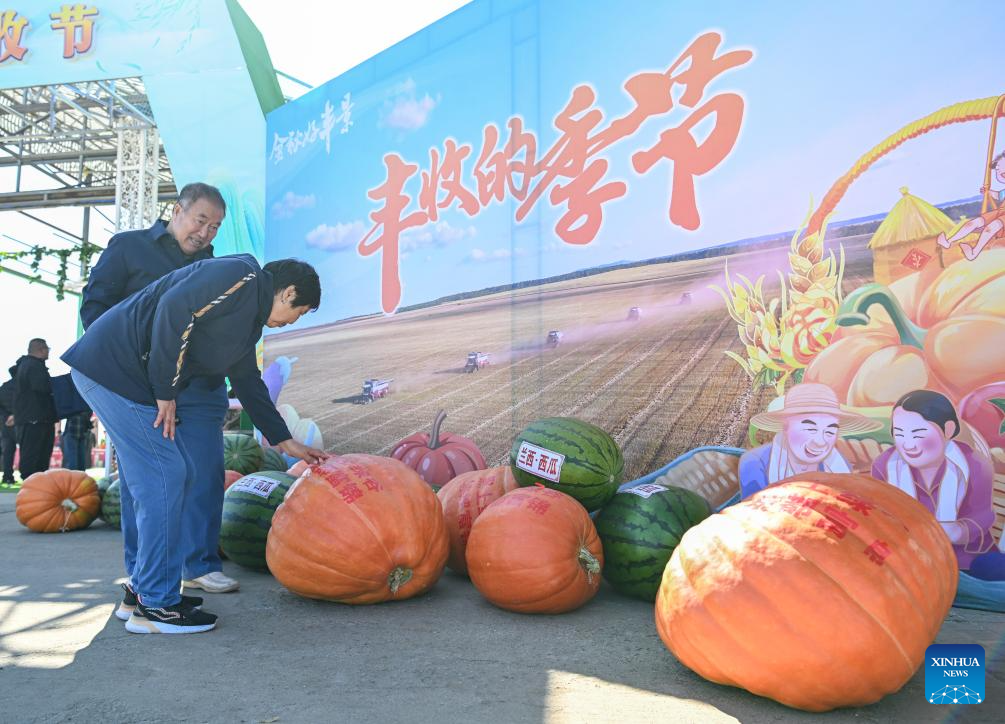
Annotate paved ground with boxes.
[0,492,1002,724]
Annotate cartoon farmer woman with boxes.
[738,383,883,499]
[871,390,1005,583]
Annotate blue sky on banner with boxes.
[263,0,997,329]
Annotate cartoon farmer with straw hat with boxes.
[739,383,883,499]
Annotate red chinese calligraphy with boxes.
[358,154,428,314]
[526,498,551,515]
[901,248,931,271]
[813,504,859,540]
[339,482,363,505]
[0,10,28,62]
[50,4,99,59]
[835,492,874,516]
[537,454,551,472]
[864,540,892,566]
[358,31,751,313]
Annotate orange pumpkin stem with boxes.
[387,565,413,594]
[836,283,926,349]
[428,410,448,450]
[578,547,601,583]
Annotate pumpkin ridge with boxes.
[676,518,853,698]
[723,506,916,674]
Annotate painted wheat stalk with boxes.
[712,207,845,394]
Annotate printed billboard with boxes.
[264,0,1005,586]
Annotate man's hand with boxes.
[277,439,328,465]
[4,415,12,427]
[154,399,177,440]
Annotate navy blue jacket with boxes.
[13,355,57,424]
[80,220,213,330]
[63,255,291,445]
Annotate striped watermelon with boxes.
[259,447,286,472]
[594,484,710,601]
[100,479,122,529]
[223,433,264,475]
[510,418,623,511]
[219,471,296,570]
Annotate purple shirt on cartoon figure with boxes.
[871,441,995,570]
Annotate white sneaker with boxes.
[182,571,240,593]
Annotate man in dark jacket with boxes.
[0,365,17,483]
[63,255,326,634]
[13,339,58,479]
[81,182,243,595]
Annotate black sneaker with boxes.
[115,582,203,621]
[125,601,217,634]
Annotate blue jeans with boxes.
[118,379,228,581]
[61,433,91,471]
[71,369,190,608]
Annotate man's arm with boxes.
[80,237,129,329]
[147,260,258,401]
[228,349,292,447]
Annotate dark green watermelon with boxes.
[219,471,296,570]
[101,479,122,529]
[259,447,286,472]
[510,417,623,511]
[594,483,710,601]
[223,433,264,475]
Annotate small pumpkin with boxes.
[466,486,603,614]
[391,410,486,489]
[437,466,520,574]
[15,469,101,533]
[224,470,243,490]
[266,454,449,604]
[655,472,957,712]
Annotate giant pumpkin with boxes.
[437,466,520,574]
[466,486,603,614]
[806,249,1005,405]
[15,469,101,533]
[266,454,448,604]
[655,472,957,712]
[391,410,486,489]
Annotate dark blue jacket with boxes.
[80,220,213,330]
[63,255,291,445]
[13,355,57,424]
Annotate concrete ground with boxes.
[0,492,1002,724]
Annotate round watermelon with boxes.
[101,479,122,529]
[95,475,113,498]
[510,417,623,511]
[259,447,286,472]
[219,471,296,570]
[594,483,710,601]
[223,433,264,475]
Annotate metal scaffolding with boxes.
[0,77,176,287]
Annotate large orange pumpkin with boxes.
[390,410,486,489]
[15,469,101,533]
[466,486,603,614]
[265,454,448,604]
[806,250,1005,405]
[437,466,520,574]
[655,472,957,712]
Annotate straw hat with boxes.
[750,383,883,435]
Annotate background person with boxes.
[13,339,57,480]
[0,364,17,484]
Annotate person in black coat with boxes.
[0,365,17,483]
[63,255,326,634]
[13,339,58,480]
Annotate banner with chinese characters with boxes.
[0,0,274,257]
[264,0,1005,576]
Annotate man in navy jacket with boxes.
[80,182,242,598]
[64,255,325,634]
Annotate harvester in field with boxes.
[546,330,564,348]
[358,378,393,404]
[464,352,491,372]
[678,291,692,305]
[626,306,642,321]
